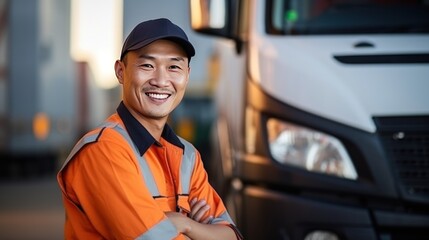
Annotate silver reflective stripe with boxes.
[61,122,195,197]
[110,123,160,197]
[60,121,160,196]
[211,211,234,225]
[178,137,196,194]
[61,122,117,171]
[59,131,100,172]
[135,218,178,240]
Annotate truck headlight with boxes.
[267,118,358,180]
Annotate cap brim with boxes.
[126,35,195,59]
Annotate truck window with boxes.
[267,0,429,35]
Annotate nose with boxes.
[149,68,170,87]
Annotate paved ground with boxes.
[0,175,64,240]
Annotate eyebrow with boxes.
[138,54,186,62]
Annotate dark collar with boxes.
[117,102,184,156]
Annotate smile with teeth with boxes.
[146,92,171,100]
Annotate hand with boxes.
[189,198,213,224]
[167,211,237,240]
[165,211,192,235]
[166,208,237,240]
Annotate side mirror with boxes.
[190,0,234,39]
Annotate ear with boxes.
[114,60,125,84]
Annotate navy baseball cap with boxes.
[120,18,195,60]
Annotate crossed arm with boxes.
[167,198,238,240]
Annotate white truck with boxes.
[189,0,429,239]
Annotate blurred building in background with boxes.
[2,0,76,177]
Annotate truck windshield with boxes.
[268,0,429,35]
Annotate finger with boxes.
[193,204,210,222]
[190,199,207,217]
[190,198,197,208]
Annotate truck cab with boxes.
[190,0,429,239]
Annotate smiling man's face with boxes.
[115,39,190,124]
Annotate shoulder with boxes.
[87,114,128,144]
[62,123,138,175]
[61,116,131,166]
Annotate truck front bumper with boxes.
[241,186,429,240]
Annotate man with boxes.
[57,18,242,240]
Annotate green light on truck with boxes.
[285,9,298,22]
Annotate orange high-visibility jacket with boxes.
[57,103,241,239]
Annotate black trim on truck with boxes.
[374,116,429,203]
[334,53,429,64]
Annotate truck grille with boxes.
[374,116,429,200]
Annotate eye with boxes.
[169,65,182,70]
[141,63,153,68]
